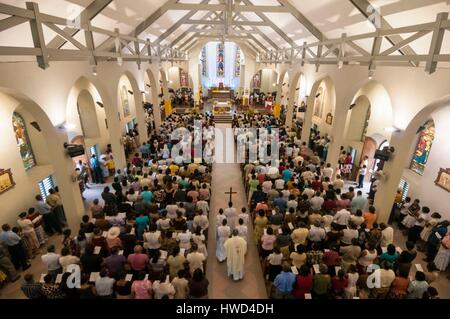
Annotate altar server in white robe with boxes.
[216,219,231,262]
[224,230,247,281]
[224,202,237,230]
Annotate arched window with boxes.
[410,120,435,176]
[12,112,36,171]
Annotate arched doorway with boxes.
[118,72,147,142]
[341,81,394,185]
[301,76,336,159]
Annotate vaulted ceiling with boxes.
[1,0,450,61]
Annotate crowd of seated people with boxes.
[235,113,448,299]
[1,113,216,299]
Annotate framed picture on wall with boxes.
[0,169,15,195]
[326,113,333,125]
[435,168,450,193]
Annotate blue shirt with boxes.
[428,226,448,246]
[135,216,149,232]
[282,169,293,183]
[274,271,296,293]
[0,231,21,246]
[90,157,99,168]
[273,197,287,213]
[141,191,153,203]
[36,201,52,215]
[139,144,150,155]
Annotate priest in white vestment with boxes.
[224,230,247,281]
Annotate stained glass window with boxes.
[12,112,36,171]
[410,120,435,176]
[235,47,241,77]
[217,43,224,77]
[201,47,207,77]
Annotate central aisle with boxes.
[206,124,268,299]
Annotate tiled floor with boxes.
[206,124,268,299]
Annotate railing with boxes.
[0,2,188,70]
[256,12,450,75]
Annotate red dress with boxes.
[292,274,313,299]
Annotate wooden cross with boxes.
[225,187,237,203]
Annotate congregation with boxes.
[230,113,449,299]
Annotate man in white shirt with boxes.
[302,187,315,199]
[262,180,273,194]
[41,245,61,279]
[380,223,394,247]
[333,207,352,230]
[322,163,334,180]
[95,269,116,297]
[310,192,325,211]
[308,221,326,243]
[274,178,285,190]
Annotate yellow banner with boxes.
[273,102,281,118]
[164,100,173,115]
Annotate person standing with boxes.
[35,194,62,235]
[46,189,66,227]
[216,219,231,262]
[90,154,104,184]
[273,263,296,299]
[224,202,237,230]
[224,230,247,281]
[357,165,367,189]
[0,224,30,271]
[408,206,431,244]
[41,245,62,281]
[21,274,45,299]
[17,212,40,258]
[0,242,20,282]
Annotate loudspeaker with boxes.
[30,121,41,132]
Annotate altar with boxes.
[208,86,234,100]
[213,100,232,115]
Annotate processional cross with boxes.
[225,187,237,203]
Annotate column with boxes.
[300,94,315,143]
[326,98,348,170]
[103,101,127,171]
[51,129,86,232]
[374,131,410,224]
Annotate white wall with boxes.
[0,95,54,226]
[167,67,182,90]
[259,69,278,94]
[401,106,450,220]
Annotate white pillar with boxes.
[326,97,348,169]
[300,94,315,143]
[374,131,409,224]
[51,129,86,232]
[104,101,127,171]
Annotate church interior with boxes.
[0,0,449,301]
